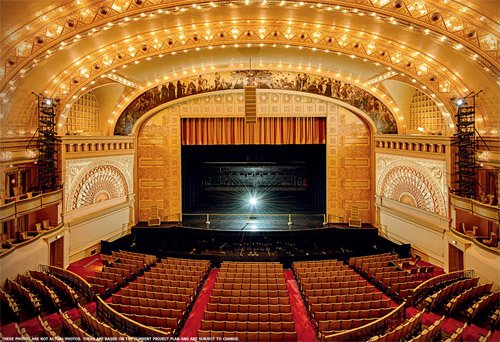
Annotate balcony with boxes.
[0,222,64,258]
[450,193,499,222]
[449,225,499,255]
[0,189,63,222]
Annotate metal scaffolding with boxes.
[453,93,479,198]
[36,97,61,192]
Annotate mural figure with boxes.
[114,70,398,135]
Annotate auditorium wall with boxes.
[137,111,182,222]
[136,90,373,224]
[444,232,500,290]
[0,225,67,285]
[63,154,134,262]
[326,106,372,223]
[376,152,449,265]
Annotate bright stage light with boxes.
[249,196,258,206]
[456,98,466,107]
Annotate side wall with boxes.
[0,225,66,285]
[61,140,135,263]
[375,139,452,266]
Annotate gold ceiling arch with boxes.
[0,0,498,135]
[40,21,464,128]
[1,0,498,92]
[1,1,497,70]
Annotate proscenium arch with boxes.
[134,89,376,223]
[114,70,397,136]
[130,89,378,136]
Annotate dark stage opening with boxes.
[182,145,326,215]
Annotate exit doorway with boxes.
[448,243,464,272]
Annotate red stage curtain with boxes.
[181,117,326,145]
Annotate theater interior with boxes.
[0,0,499,341]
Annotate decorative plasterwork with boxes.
[376,153,448,216]
[137,89,337,120]
[1,1,497,136]
[72,165,127,209]
[65,155,133,211]
[2,1,497,89]
[114,70,397,135]
[153,90,329,119]
[39,21,465,121]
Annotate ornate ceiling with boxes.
[0,0,498,137]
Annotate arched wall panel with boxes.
[65,155,134,211]
[376,153,448,216]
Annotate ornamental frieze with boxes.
[114,70,398,135]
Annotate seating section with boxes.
[443,322,468,342]
[40,264,94,303]
[367,309,424,341]
[0,322,34,341]
[111,257,210,335]
[198,261,297,341]
[464,291,499,323]
[3,255,498,342]
[0,287,20,321]
[349,253,396,269]
[38,315,61,339]
[29,270,79,307]
[350,253,426,300]
[17,274,61,311]
[79,304,138,340]
[6,279,41,316]
[60,309,92,338]
[443,282,492,315]
[293,258,393,337]
[90,250,157,295]
[408,316,445,342]
[422,277,479,312]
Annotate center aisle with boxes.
[179,269,219,338]
[284,270,317,342]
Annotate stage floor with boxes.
[137,214,374,231]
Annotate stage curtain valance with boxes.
[181,117,326,145]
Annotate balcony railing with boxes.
[449,226,500,255]
[450,193,499,222]
[0,189,63,222]
[0,222,64,258]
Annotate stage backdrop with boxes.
[137,91,371,223]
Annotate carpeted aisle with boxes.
[284,270,317,342]
[67,254,102,279]
[179,269,219,338]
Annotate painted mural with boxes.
[114,70,398,135]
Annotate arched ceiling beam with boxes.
[1,0,498,90]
